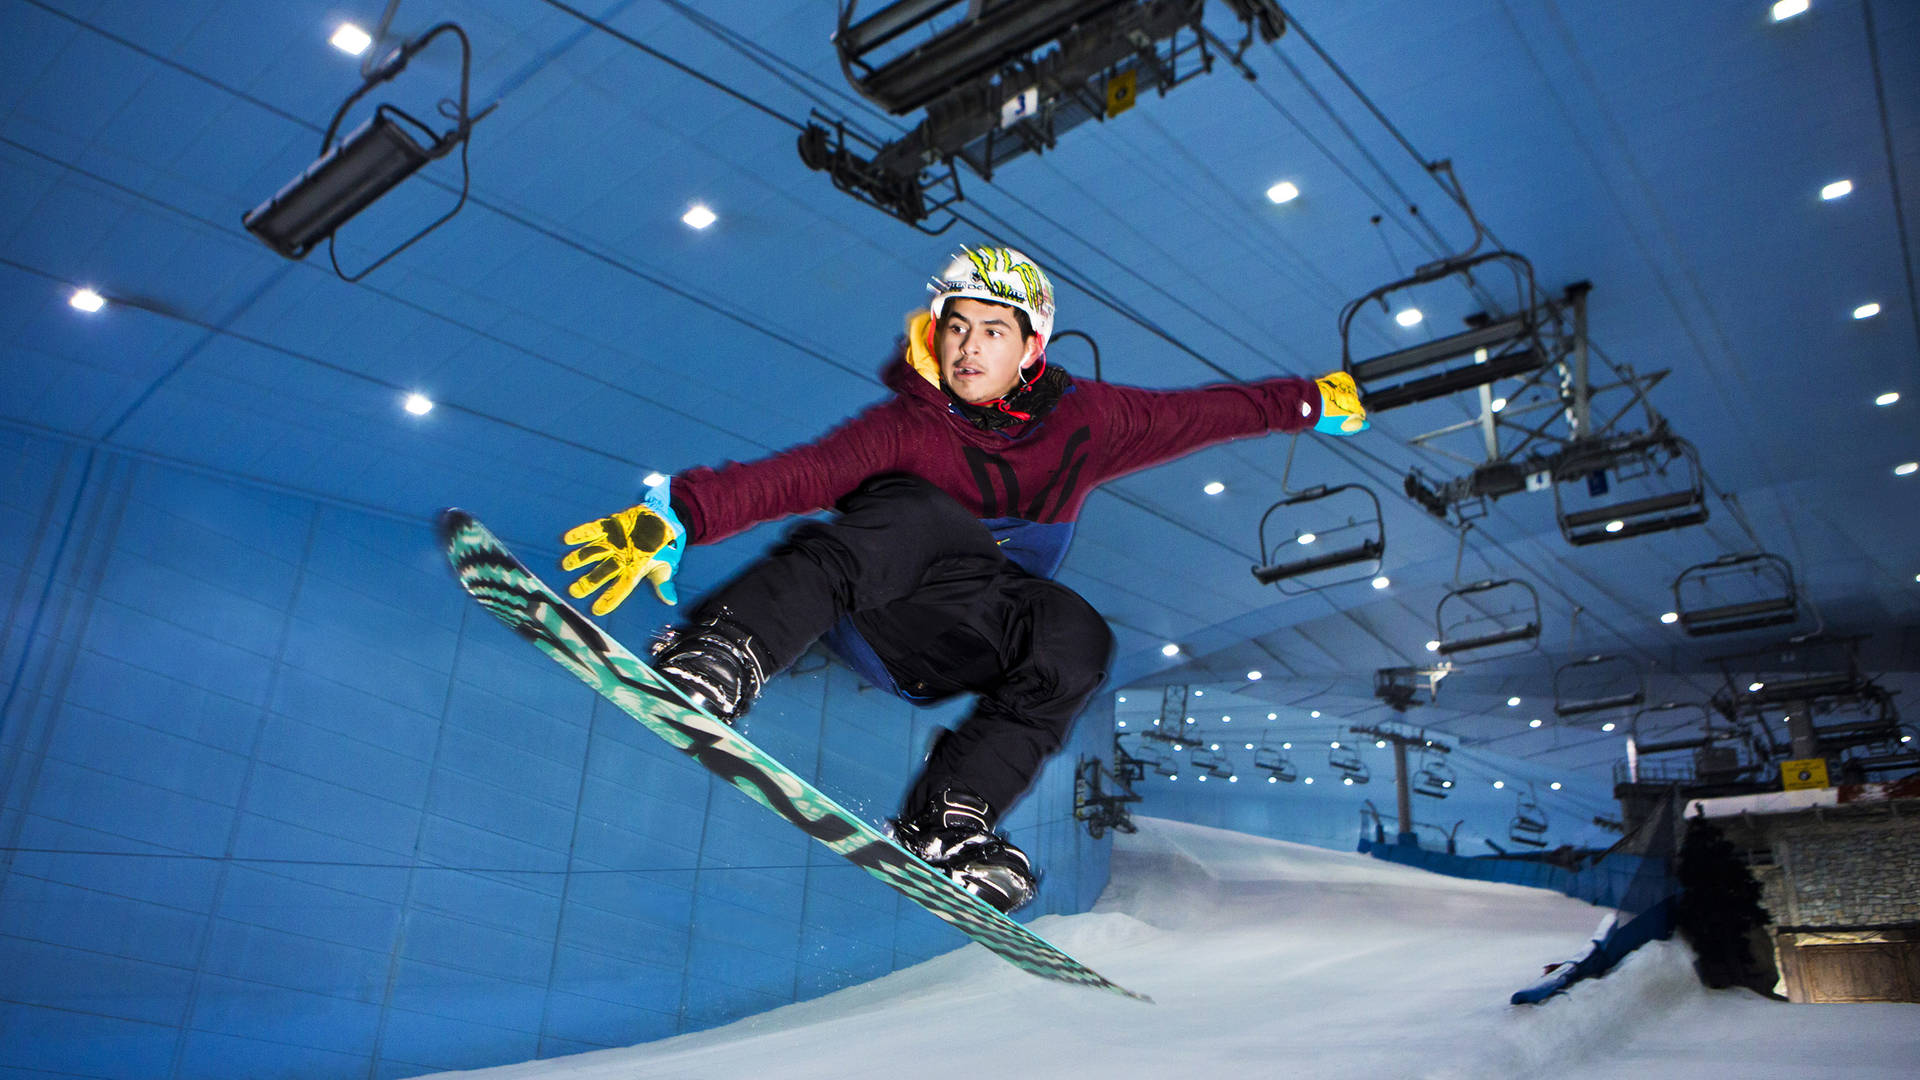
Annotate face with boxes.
[934,297,1038,404]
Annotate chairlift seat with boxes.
[1435,578,1542,663]
[1554,654,1645,717]
[1252,484,1385,595]
[1673,553,1799,637]
[1553,438,1708,546]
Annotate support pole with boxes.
[1393,739,1414,845]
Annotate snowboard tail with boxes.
[437,509,1149,1002]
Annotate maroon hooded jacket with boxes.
[672,324,1323,582]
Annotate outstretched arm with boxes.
[1090,371,1366,481]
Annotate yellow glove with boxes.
[561,498,684,615]
[1314,370,1370,435]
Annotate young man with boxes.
[561,246,1368,913]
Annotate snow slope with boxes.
[419,817,1920,1079]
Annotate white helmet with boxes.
[928,245,1056,346]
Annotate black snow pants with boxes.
[691,473,1114,824]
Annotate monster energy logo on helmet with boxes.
[929,245,1056,346]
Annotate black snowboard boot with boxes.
[889,790,1038,914]
[649,612,773,723]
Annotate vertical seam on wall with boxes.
[0,449,120,874]
[164,497,322,1079]
[367,594,471,1079]
[675,769,718,1033]
[536,687,602,1056]
[0,440,74,702]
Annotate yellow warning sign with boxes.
[1781,757,1829,791]
[1106,70,1137,118]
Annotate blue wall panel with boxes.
[0,436,1116,1078]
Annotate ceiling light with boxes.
[330,23,373,55]
[1117,720,1127,728]
[1749,681,1766,692]
[1375,740,1387,749]
[68,287,105,313]
[1282,742,1292,750]
[1529,719,1543,729]
[1268,775,1278,783]
[1395,308,1424,328]
[1267,712,1277,721]
[1221,716,1231,723]
[1117,696,1126,703]
[1661,611,1679,624]
[1550,782,1562,791]
[1493,780,1505,790]
[1169,775,1177,782]
[1771,0,1809,20]
[403,393,434,416]
[1876,391,1900,406]
[1193,690,1203,697]
[1372,575,1390,589]
[1425,640,1440,652]
[1310,710,1320,719]
[1266,180,1299,204]
[1297,532,1317,545]
[1490,397,1508,412]
[1229,775,1239,783]
[1343,777,1354,786]
[1854,302,1881,320]
[1330,741,1340,748]
[1604,519,1625,533]
[1904,735,1914,744]
[1821,179,1853,200]
[1246,670,1262,681]
[643,471,667,487]
[1601,722,1616,732]
[1211,742,1221,751]
[1161,643,1180,657]
[682,204,717,229]
[1508,696,1522,707]
[1204,480,1226,495]
[1198,774,1208,782]
[1245,743,1255,750]
[1304,776,1314,784]
[1185,716,1196,725]
[1896,462,1918,476]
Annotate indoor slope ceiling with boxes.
[3,0,1917,788]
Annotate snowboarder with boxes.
[560,246,1370,913]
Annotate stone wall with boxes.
[1772,808,1920,926]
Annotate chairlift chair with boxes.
[1338,250,1555,413]
[1552,435,1708,546]
[1251,484,1386,595]
[1553,654,1645,718]
[1508,786,1549,848]
[1672,553,1799,637]
[1413,754,1456,798]
[1189,747,1233,780]
[1253,742,1299,782]
[1327,740,1370,784]
[1434,578,1542,663]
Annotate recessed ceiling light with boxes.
[1771,0,1809,21]
[1304,776,1314,784]
[331,23,373,55]
[1297,532,1317,545]
[1375,740,1387,749]
[1490,397,1508,412]
[1266,180,1300,204]
[1604,519,1625,533]
[1550,781,1562,791]
[1493,780,1505,790]
[682,204,717,229]
[1343,776,1355,786]
[1895,461,1918,476]
[1508,696,1522,707]
[1749,681,1766,692]
[1268,775,1278,783]
[1395,308,1423,328]
[1310,710,1320,718]
[1601,721,1616,732]
[1330,741,1341,748]
[1425,640,1441,652]
[1529,718,1543,728]
[1221,716,1231,724]
[1821,179,1853,200]
[1161,642,1180,657]
[1204,481,1225,495]
[403,393,434,415]
[68,287,105,313]
[1854,302,1881,320]
[1282,741,1292,749]
[1876,391,1900,406]
[1661,611,1680,624]
[1246,670,1262,681]
[1246,743,1255,750]
[1193,690,1204,697]
[1118,695,1127,703]
[1371,575,1390,589]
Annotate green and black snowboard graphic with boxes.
[437,510,1149,1002]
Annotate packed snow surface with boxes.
[419,817,1918,1079]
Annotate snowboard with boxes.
[437,509,1150,1002]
